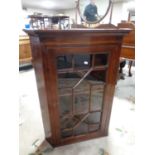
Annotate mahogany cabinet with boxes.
[24,29,129,147]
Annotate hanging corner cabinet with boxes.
[24,29,130,147]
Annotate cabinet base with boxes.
[46,131,108,147]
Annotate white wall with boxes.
[64,1,134,25]
[19,7,65,35]
[63,9,76,24]
[110,0,135,25]
[19,0,135,35]
[111,2,126,25]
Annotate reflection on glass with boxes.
[57,55,72,69]
[57,53,109,138]
[87,112,101,123]
[59,94,72,117]
[74,54,91,69]
[90,70,107,83]
[94,53,108,66]
[74,122,88,135]
[91,84,103,111]
[74,93,89,114]
[61,130,72,138]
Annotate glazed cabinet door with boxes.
[44,45,120,146]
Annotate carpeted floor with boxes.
[19,65,135,155]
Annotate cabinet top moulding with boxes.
[24,28,130,37]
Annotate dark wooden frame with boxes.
[24,29,130,147]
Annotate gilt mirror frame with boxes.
[77,0,112,25]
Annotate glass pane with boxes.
[94,53,108,66]
[74,77,90,114]
[61,117,79,130]
[56,54,106,139]
[74,54,91,69]
[87,112,101,124]
[59,94,72,117]
[87,112,101,132]
[89,124,100,132]
[89,70,107,82]
[57,55,72,69]
[91,85,103,111]
[74,122,88,136]
[74,75,90,93]
[58,73,80,89]
[61,130,72,138]
[74,93,89,114]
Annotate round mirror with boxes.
[77,0,112,24]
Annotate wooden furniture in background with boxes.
[24,29,130,147]
[118,22,135,76]
[19,35,32,66]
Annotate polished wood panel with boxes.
[118,22,135,77]
[118,22,135,60]
[121,45,135,59]
[24,29,130,147]
[19,35,32,65]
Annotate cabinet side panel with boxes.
[100,84,115,135]
[106,45,122,85]
[100,43,122,135]
[40,50,61,145]
[29,36,51,138]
